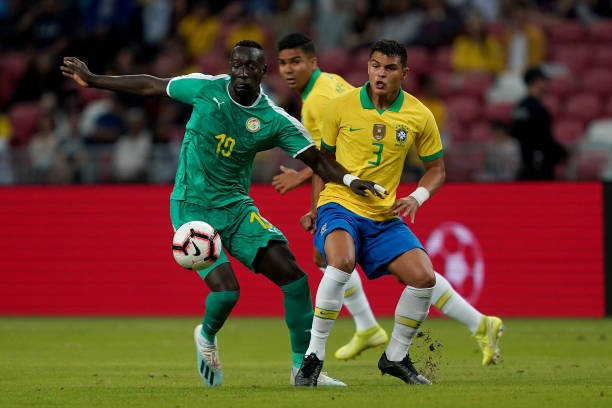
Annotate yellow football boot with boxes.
[473,316,504,366]
[334,325,389,360]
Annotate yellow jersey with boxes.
[301,68,353,147]
[318,83,443,221]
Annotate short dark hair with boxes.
[277,32,316,56]
[370,39,407,67]
[523,67,549,85]
[234,40,264,50]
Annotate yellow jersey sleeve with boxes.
[302,92,329,148]
[319,95,341,152]
[415,107,443,161]
[301,69,353,148]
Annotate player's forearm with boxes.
[89,74,168,97]
[418,162,446,196]
[310,173,325,212]
[297,146,348,185]
[298,167,314,184]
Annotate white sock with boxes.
[320,266,378,331]
[431,271,483,333]
[307,266,352,360]
[385,285,433,361]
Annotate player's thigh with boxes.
[323,229,357,273]
[356,218,425,280]
[253,240,305,286]
[170,199,232,282]
[386,248,435,288]
[225,204,288,272]
[313,203,359,274]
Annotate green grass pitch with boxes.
[1,317,611,407]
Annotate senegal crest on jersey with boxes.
[246,117,260,132]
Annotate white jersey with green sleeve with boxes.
[166,73,314,209]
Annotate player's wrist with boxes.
[409,186,430,206]
[343,174,359,187]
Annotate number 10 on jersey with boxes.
[215,134,235,157]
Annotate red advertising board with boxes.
[0,183,604,316]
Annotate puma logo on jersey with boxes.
[213,97,224,109]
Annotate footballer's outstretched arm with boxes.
[297,146,387,199]
[60,57,170,97]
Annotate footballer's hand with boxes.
[272,165,300,194]
[349,179,388,199]
[300,211,317,234]
[390,196,420,223]
[60,57,93,87]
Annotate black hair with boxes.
[370,39,407,67]
[277,32,316,56]
[234,40,264,50]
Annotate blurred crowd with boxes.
[1,0,612,185]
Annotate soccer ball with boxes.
[172,221,222,270]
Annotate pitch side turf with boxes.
[1,317,610,407]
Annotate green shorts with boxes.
[170,199,287,280]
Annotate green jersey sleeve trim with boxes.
[359,82,404,114]
[301,68,321,100]
[321,139,336,151]
[419,149,444,161]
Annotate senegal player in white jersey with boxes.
[60,40,386,387]
[294,40,503,387]
[277,33,504,368]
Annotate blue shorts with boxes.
[313,203,425,280]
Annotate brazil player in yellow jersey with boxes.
[294,40,503,386]
[276,32,389,361]
[277,33,504,370]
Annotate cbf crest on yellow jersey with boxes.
[301,68,353,147]
[318,83,443,221]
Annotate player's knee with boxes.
[395,265,435,288]
[411,268,436,288]
[327,256,355,274]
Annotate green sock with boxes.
[280,275,314,368]
[201,290,240,343]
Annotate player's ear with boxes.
[262,64,267,76]
[402,65,410,81]
[310,56,318,70]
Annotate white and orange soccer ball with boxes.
[172,221,222,270]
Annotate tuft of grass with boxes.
[1,317,611,407]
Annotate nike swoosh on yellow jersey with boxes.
[349,127,364,131]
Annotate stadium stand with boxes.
[0,1,610,183]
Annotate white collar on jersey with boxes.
[226,83,263,108]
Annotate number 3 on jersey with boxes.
[368,142,384,166]
[215,134,235,157]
